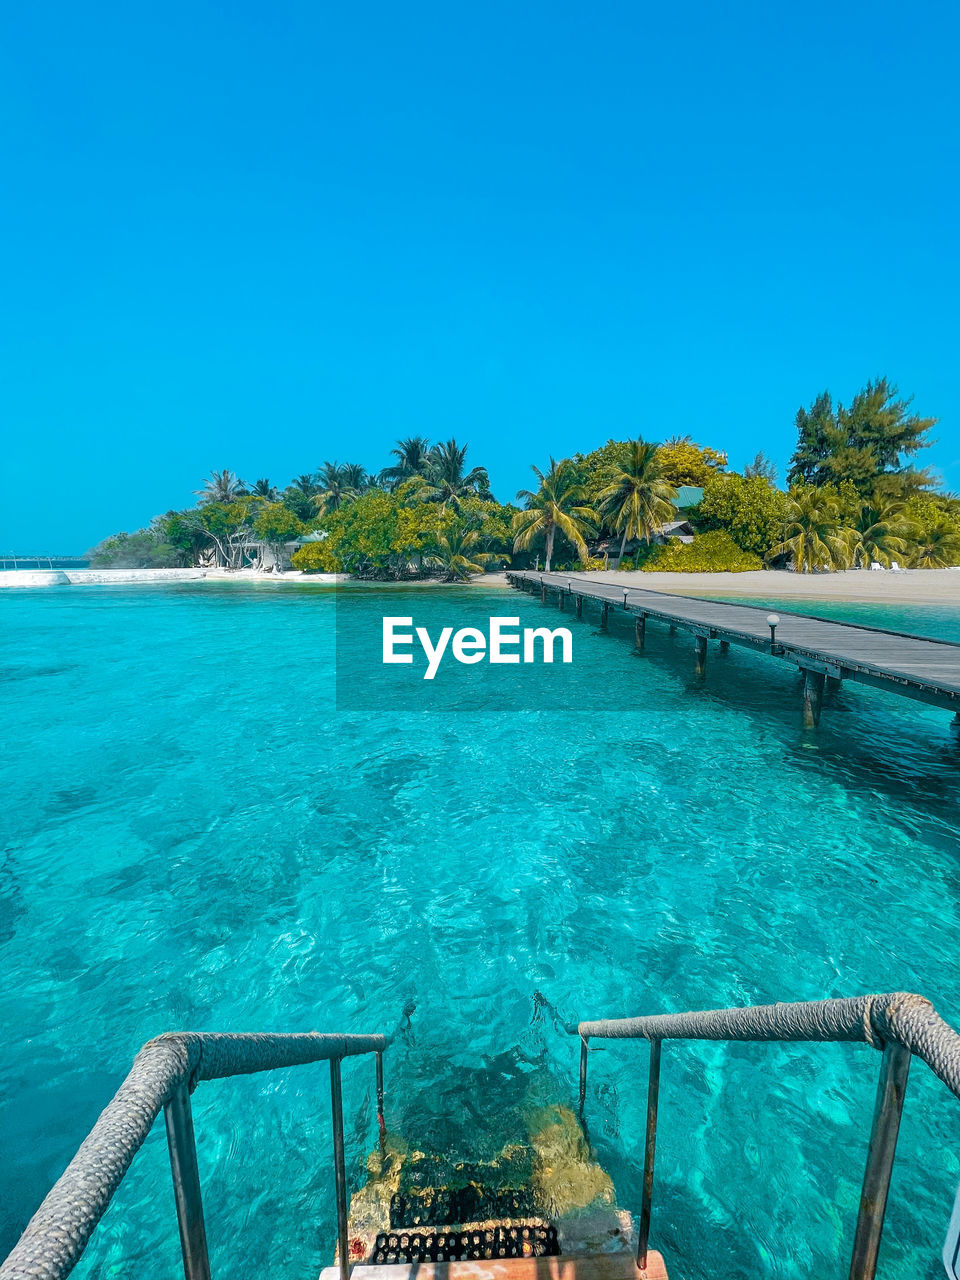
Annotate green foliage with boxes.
[596,439,677,557]
[573,440,632,510]
[743,452,777,483]
[655,436,727,487]
[252,503,305,544]
[380,436,433,490]
[279,486,319,522]
[153,509,209,563]
[696,473,787,556]
[765,487,854,573]
[641,530,763,573]
[98,408,960,581]
[196,469,246,503]
[910,522,960,568]
[88,529,181,568]
[903,494,960,566]
[426,521,501,581]
[291,541,337,573]
[405,438,492,508]
[457,497,517,553]
[848,496,914,568]
[788,379,936,493]
[575,555,606,571]
[513,458,597,571]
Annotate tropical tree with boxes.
[788,379,936,493]
[426,523,500,581]
[513,458,596,571]
[597,438,678,561]
[656,436,727,487]
[413,439,492,508]
[196,469,245,504]
[381,436,433,489]
[87,529,180,568]
[292,474,318,495]
[743,452,777,483]
[848,496,915,568]
[697,473,786,557]
[253,503,305,570]
[154,509,211,565]
[765,488,853,573]
[250,478,279,500]
[314,462,360,516]
[341,463,370,492]
[198,500,257,568]
[910,521,960,568]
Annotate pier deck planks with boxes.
[508,571,960,713]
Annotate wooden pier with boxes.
[507,571,960,728]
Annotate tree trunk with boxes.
[545,525,555,572]
[618,527,628,562]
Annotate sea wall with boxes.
[0,570,71,587]
[65,569,207,585]
[0,568,207,588]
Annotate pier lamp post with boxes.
[767,613,780,651]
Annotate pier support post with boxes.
[848,1042,911,1280]
[719,640,729,653]
[164,1084,212,1280]
[559,589,565,610]
[635,614,646,650]
[576,595,583,619]
[695,635,707,676]
[600,602,609,631]
[802,670,825,728]
[540,582,546,603]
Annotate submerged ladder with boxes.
[2,993,960,1280]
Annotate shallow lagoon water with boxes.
[2,580,960,1279]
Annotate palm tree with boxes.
[381,436,433,489]
[250,478,279,500]
[313,462,359,515]
[426,524,500,581]
[513,458,596,571]
[849,496,914,568]
[292,474,318,496]
[910,521,960,568]
[765,488,854,573]
[341,462,370,492]
[597,439,677,562]
[414,439,491,508]
[196,469,245,504]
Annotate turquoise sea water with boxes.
[2,581,960,1279]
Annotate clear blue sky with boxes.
[1,0,958,551]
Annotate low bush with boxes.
[640,530,764,573]
[291,542,339,573]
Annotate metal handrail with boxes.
[570,991,960,1280]
[1,1005,415,1280]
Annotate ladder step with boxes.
[320,1253,669,1280]
[372,1221,559,1264]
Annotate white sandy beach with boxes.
[483,567,960,606]
[3,564,960,606]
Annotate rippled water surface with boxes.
[2,580,960,1279]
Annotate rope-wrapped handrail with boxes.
[573,991,960,1101]
[0,1029,388,1280]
